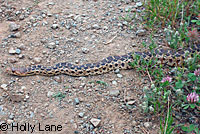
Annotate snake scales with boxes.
[6,44,200,76]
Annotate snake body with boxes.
[6,44,200,76]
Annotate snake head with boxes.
[6,67,27,76]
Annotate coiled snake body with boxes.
[6,44,200,76]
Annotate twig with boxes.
[104,34,117,45]
[146,69,153,84]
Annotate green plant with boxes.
[181,124,200,134]
[53,92,66,101]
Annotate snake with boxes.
[6,44,200,77]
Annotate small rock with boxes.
[47,42,56,49]
[47,91,54,98]
[54,76,62,83]
[132,43,136,47]
[117,74,123,78]
[144,122,152,128]
[8,47,16,54]
[109,89,120,96]
[92,24,100,29]
[114,69,120,74]
[78,112,84,118]
[11,32,21,38]
[90,118,101,127]
[8,58,18,63]
[112,80,117,85]
[1,84,8,90]
[18,54,24,59]
[122,21,128,26]
[33,57,42,64]
[21,86,27,90]
[135,2,143,7]
[127,100,136,105]
[18,44,26,50]
[74,98,80,105]
[9,113,15,119]
[82,48,89,54]
[136,29,146,36]
[52,24,59,29]
[9,22,20,31]
[15,48,21,54]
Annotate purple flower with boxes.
[161,76,172,83]
[194,68,200,76]
[187,92,199,103]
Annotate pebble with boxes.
[109,89,120,96]
[33,57,42,64]
[114,69,120,74]
[9,22,20,31]
[82,48,89,54]
[8,47,16,54]
[8,58,18,63]
[144,122,152,128]
[136,29,146,36]
[15,48,21,54]
[74,98,80,105]
[135,2,143,7]
[1,84,8,90]
[112,80,117,85]
[47,91,54,98]
[92,24,101,29]
[47,42,56,49]
[90,118,101,127]
[53,76,62,83]
[78,112,85,118]
[52,24,59,29]
[127,100,136,105]
[18,54,25,59]
[117,74,123,78]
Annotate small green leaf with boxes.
[181,126,190,132]
[190,104,195,109]
[188,73,196,81]
[175,80,184,89]
[183,105,189,109]
[191,20,197,22]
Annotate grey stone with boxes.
[82,48,89,54]
[78,112,84,118]
[112,80,117,85]
[144,122,152,128]
[1,84,8,90]
[8,47,16,54]
[8,58,18,63]
[114,69,120,74]
[117,74,123,78]
[136,2,143,7]
[92,24,101,29]
[74,98,80,105]
[9,22,20,31]
[136,29,146,36]
[33,57,42,64]
[109,89,120,96]
[90,118,101,127]
[52,24,59,29]
[47,42,56,49]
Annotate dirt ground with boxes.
[0,0,160,133]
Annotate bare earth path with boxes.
[0,0,160,133]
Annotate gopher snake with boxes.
[6,44,200,76]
